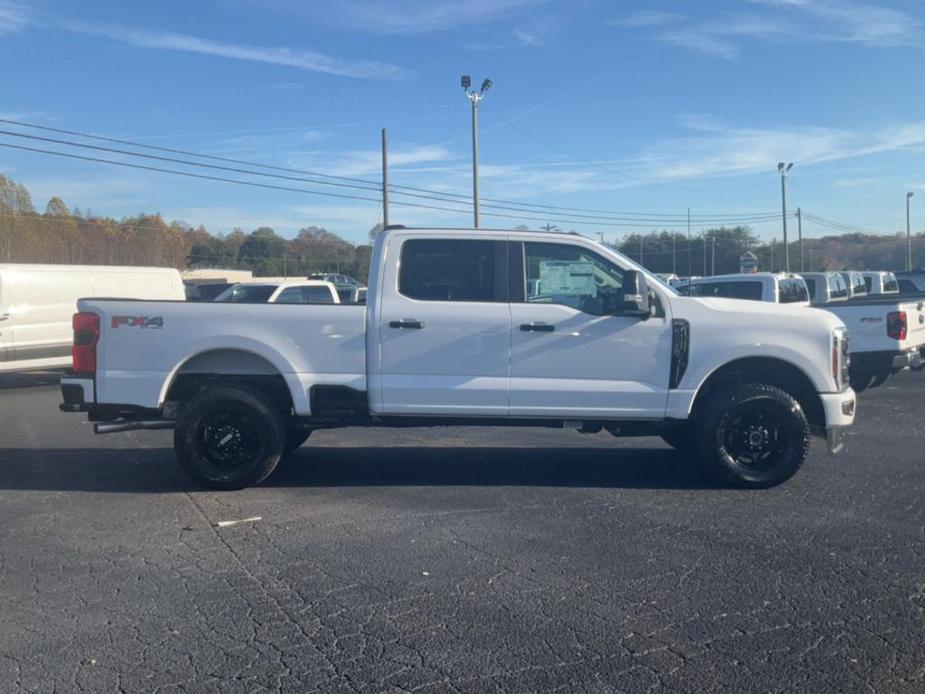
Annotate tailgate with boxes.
[902,299,925,349]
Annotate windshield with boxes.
[214,284,278,303]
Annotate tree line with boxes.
[615,226,925,275]
[2,173,922,283]
[0,174,374,281]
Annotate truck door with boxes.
[374,236,511,416]
[508,240,673,419]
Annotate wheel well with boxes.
[692,357,825,428]
[165,349,294,415]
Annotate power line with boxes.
[0,141,761,229]
[1,119,891,234]
[0,117,785,224]
[0,127,782,226]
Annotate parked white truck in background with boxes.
[214,279,340,304]
[674,273,810,305]
[669,269,925,391]
[60,228,856,490]
[0,264,184,372]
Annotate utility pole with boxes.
[770,238,775,271]
[461,75,492,228]
[639,235,644,265]
[711,233,716,276]
[796,207,803,272]
[778,162,793,272]
[381,128,389,228]
[672,233,677,274]
[702,233,707,276]
[687,207,692,277]
[907,192,915,271]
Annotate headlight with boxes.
[832,327,850,391]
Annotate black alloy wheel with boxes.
[698,383,810,489]
[174,384,286,490]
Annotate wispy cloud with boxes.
[639,116,925,181]
[287,144,456,178]
[59,21,412,80]
[512,15,559,47]
[618,0,919,59]
[750,0,917,46]
[332,0,544,34]
[0,0,29,34]
[611,11,684,28]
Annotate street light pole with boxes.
[461,75,492,228]
[796,207,803,272]
[907,192,915,271]
[778,162,793,272]
[687,207,692,278]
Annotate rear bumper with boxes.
[819,389,856,454]
[60,376,94,412]
[850,349,915,376]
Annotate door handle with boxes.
[520,322,555,332]
[0,314,8,322]
[389,319,424,329]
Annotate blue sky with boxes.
[2,0,924,244]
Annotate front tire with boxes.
[697,383,810,489]
[174,385,286,490]
[660,422,698,456]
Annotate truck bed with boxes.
[79,298,368,414]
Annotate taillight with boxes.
[72,312,100,374]
[887,311,907,341]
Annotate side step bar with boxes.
[93,420,176,434]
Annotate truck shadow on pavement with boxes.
[0,445,720,492]
[0,371,64,390]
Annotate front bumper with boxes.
[819,389,856,454]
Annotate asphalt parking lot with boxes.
[1,372,924,693]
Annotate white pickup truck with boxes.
[810,287,925,390]
[60,228,856,490]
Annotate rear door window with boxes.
[399,239,507,302]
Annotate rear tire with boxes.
[174,384,286,490]
[697,383,809,489]
[285,428,312,453]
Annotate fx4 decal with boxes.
[111,316,164,329]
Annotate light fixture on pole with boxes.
[778,162,793,272]
[461,75,492,228]
[907,192,915,271]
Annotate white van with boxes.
[0,264,184,372]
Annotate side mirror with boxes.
[615,270,651,319]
